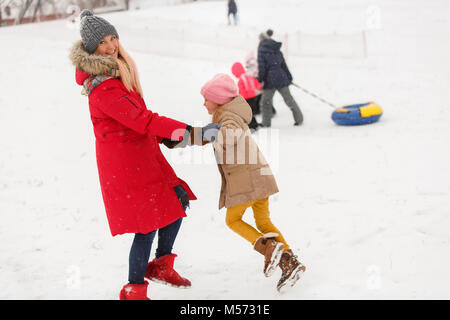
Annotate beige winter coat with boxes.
[212,96,279,209]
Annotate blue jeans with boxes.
[128,217,183,284]
[128,184,189,284]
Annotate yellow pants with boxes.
[225,197,290,251]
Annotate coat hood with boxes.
[69,40,118,79]
[231,62,246,78]
[213,95,253,125]
[258,39,282,53]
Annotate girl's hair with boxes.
[115,42,144,97]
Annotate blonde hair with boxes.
[115,42,144,97]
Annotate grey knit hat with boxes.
[79,9,119,54]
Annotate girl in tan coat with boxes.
[200,74,306,292]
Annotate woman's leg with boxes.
[147,218,190,287]
[252,197,290,251]
[226,201,262,245]
[155,218,183,258]
[261,89,276,127]
[129,231,157,284]
[278,86,303,125]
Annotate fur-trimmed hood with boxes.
[69,40,117,75]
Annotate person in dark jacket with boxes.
[228,0,238,25]
[257,29,303,127]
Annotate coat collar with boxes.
[259,39,282,53]
[212,96,253,124]
[69,40,118,76]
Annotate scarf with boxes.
[82,68,120,96]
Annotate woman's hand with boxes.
[159,123,221,148]
[173,185,189,211]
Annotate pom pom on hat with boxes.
[80,9,93,19]
[200,74,239,105]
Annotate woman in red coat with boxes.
[69,10,219,300]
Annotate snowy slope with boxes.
[0,0,449,299]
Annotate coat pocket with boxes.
[120,95,142,120]
[225,167,254,197]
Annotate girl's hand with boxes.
[202,123,221,142]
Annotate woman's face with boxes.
[204,99,220,115]
[95,34,119,58]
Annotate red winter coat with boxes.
[231,62,262,100]
[75,68,196,236]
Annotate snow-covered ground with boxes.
[0,0,449,299]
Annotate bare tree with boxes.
[0,0,13,26]
[31,0,41,22]
[1,0,125,26]
[76,0,108,11]
[15,0,33,24]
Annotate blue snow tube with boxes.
[331,102,383,125]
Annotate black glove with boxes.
[160,125,192,149]
[173,185,189,211]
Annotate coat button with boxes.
[102,133,106,137]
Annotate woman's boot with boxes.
[119,281,150,300]
[145,253,191,288]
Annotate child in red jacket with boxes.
[231,62,262,131]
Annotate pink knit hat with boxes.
[200,73,239,105]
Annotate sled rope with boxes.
[292,82,337,109]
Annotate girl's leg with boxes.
[226,201,262,245]
[252,197,290,251]
[254,94,261,114]
[129,231,157,284]
[246,96,259,116]
[155,218,183,258]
